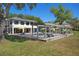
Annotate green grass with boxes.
[0,31,79,56]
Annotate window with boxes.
[14,28,22,33]
[33,23,37,25]
[30,22,33,25]
[14,20,19,24]
[10,21,12,24]
[24,28,31,33]
[26,21,29,25]
[34,28,37,32]
[21,21,24,25]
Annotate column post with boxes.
[23,28,24,33]
[44,26,47,38]
[37,25,39,39]
[12,20,14,34]
[49,26,51,36]
[31,22,33,37]
[12,27,14,34]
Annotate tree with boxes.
[50,4,72,25]
[0,4,4,41]
[8,14,44,24]
[2,3,36,18]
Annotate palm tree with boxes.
[50,4,72,25]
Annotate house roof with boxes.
[45,22,72,28]
[8,17,37,23]
[45,23,56,26]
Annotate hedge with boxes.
[4,34,27,42]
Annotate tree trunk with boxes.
[0,20,5,42]
[0,27,3,41]
[31,22,33,37]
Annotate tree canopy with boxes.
[0,3,37,19]
[50,4,72,25]
[8,14,44,25]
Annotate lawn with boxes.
[0,31,79,56]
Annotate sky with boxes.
[9,3,79,22]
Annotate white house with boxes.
[6,17,38,35]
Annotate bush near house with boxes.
[4,34,27,42]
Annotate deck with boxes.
[8,32,73,42]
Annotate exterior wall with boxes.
[7,20,37,34]
[12,21,37,28]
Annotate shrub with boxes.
[4,34,27,42]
